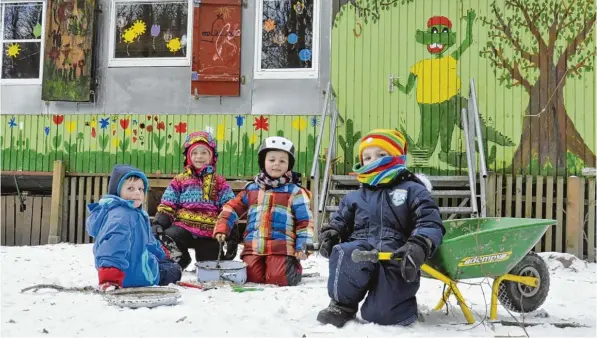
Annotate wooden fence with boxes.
[485,173,596,262]
[2,161,596,262]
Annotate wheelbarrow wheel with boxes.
[497,252,550,313]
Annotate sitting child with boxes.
[316,129,445,327]
[86,164,182,291]
[152,131,237,270]
[213,136,314,286]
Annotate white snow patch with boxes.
[1,244,596,337]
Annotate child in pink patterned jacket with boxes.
[152,131,237,270]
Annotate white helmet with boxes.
[258,136,296,171]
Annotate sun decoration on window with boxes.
[167,37,182,53]
[131,20,147,36]
[6,43,21,58]
[263,18,275,32]
[123,28,137,43]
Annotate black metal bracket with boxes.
[13,176,26,212]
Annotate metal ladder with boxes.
[309,78,489,235]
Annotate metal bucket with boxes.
[195,260,247,285]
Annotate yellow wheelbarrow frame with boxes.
[374,252,538,324]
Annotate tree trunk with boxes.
[512,74,596,174]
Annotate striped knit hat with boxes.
[358,129,407,164]
[183,131,218,167]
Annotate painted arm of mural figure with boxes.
[451,9,476,61]
[392,73,417,95]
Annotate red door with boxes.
[191,0,242,96]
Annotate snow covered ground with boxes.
[1,243,596,337]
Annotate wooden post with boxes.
[565,176,583,258]
[485,171,496,217]
[48,160,66,244]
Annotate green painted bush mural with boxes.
[0,114,327,177]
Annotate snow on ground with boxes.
[1,244,596,337]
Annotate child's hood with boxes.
[86,195,148,237]
[414,173,433,192]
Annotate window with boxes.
[0,0,46,85]
[108,0,192,67]
[254,0,319,79]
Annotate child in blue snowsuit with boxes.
[316,129,445,328]
[86,164,182,291]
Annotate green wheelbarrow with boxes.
[345,217,556,324]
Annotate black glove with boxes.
[391,236,432,283]
[151,223,164,239]
[319,228,340,258]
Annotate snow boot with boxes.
[316,301,357,328]
[160,235,186,268]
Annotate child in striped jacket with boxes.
[152,131,236,270]
[213,136,314,286]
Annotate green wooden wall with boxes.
[331,0,596,176]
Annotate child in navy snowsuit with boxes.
[86,164,182,291]
[316,129,445,328]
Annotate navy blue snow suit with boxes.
[323,172,445,326]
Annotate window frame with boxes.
[0,0,47,85]
[107,0,193,68]
[253,0,320,80]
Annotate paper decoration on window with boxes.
[287,33,298,44]
[6,43,21,58]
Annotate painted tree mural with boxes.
[480,0,596,172]
[334,0,414,25]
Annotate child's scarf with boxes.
[255,171,293,189]
[187,164,217,201]
[352,155,407,186]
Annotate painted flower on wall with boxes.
[66,121,77,133]
[249,134,259,145]
[217,123,225,141]
[157,121,165,130]
[99,118,109,129]
[120,118,130,130]
[292,117,307,131]
[253,116,269,131]
[311,116,318,127]
[235,115,245,127]
[52,115,64,125]
[174,122,187,134]
[44,127,50,136]
[8,117,17,128]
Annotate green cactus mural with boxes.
[338,119,362,173]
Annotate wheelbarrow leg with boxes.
[421,264,475,324]
[490,274,538,320]
[434,287,452,311]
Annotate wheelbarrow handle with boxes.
[351,249,398,263]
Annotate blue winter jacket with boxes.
[325,172,445,254]
[86,195,166,287]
